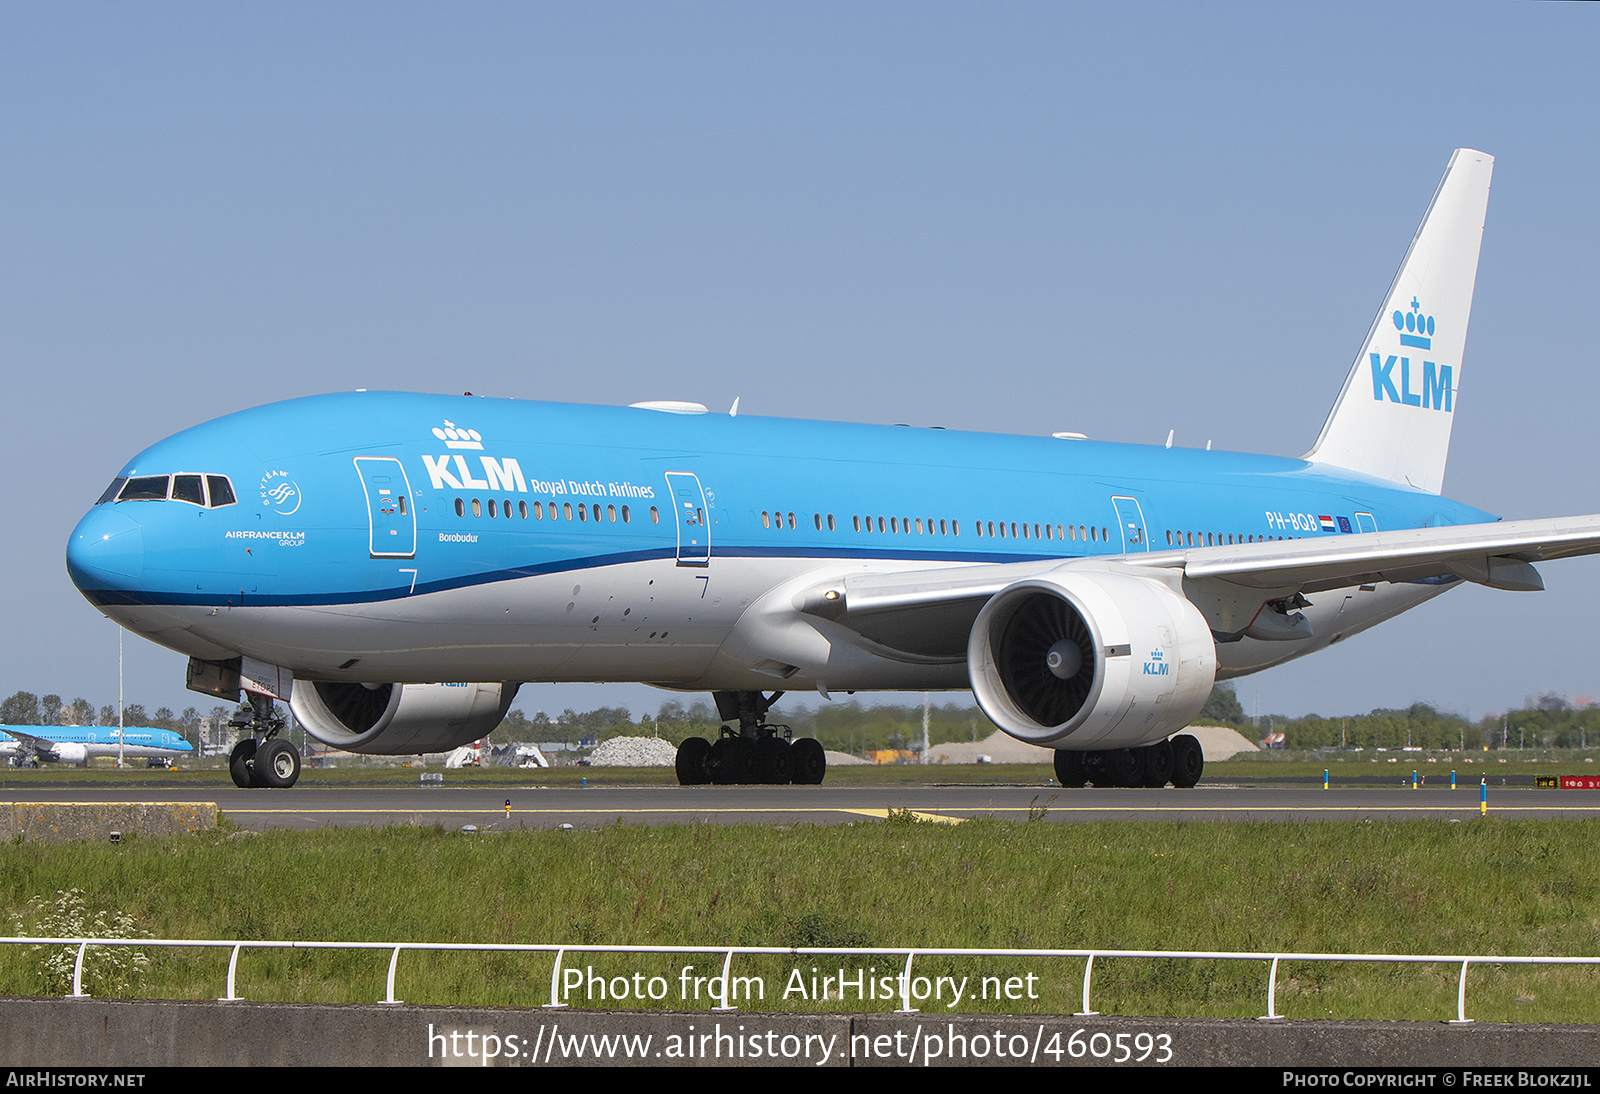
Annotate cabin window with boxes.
[454,498,465,517]
[621,505,630,523]
[827,514,835,531]
[650,506,659,524]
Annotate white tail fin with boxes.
[1304,149,1493,494]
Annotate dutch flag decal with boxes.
[1319,515,1336,532]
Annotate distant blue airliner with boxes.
[65,149,1600,791]
[1,725,194,768]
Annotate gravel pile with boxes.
[587,736,679,767]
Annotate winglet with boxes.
[1304,149,1494,494]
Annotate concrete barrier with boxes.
[1,998,1597,1067]
[2,802,217,843]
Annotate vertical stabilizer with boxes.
[1304,149,1493,494]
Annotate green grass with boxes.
[5,817,1600,1021]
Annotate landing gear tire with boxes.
[675,737,712,785]
[1142,740,1175,788]
[790,738,826,785]
[229,739,257,789]
[1091,748,1144,788]
[255,738,301,789]
[756,736,793,784]
[710,734,755,785]
[1170,734,1204,788]
[1053,749,1087,788]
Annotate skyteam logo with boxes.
[258,470,302,516]
[433,421,483,450]
[1371,297,1452,412]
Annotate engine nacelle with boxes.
[53,742,90,766]
[968,569,1216,749]
[290,682,521,755]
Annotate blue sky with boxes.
[5,3,1599,722]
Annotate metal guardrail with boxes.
[4,936,1598,1024]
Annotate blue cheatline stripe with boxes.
[77,544,1091,609]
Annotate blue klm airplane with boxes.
[64,149,1600,790]
[1,725,193,768]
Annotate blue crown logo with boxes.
[1392,297,1434,350]
[432,420,483,450]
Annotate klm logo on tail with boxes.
[1371,298,1452,412]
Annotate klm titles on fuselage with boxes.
[1371,299,1454,412]
[420,452,656,500]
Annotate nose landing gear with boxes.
[227,694,302,788]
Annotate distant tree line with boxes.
[1191,683,1600,751]
[489,698,1005,755]
[495,683,1600,755]
[10,682,1595,758]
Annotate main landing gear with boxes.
[674,691,826,786]
[227,693,302,789]
[1053,734,1204,789]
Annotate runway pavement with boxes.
[4,779,1599,829]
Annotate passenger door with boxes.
[354,457,417,558]
[664,471,710,566]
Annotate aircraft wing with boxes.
[811,514,1600,657]
[1151,513,1600,593]
[1,728,59,762]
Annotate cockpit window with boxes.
[112,473,238,508]
[119,476,171,501]
[172,475,205,506]
[207,476,237,507]
[96,477,128,505]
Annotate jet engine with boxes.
[52,742,90,767]
[289,681,520,754]
[967,569,1216,749]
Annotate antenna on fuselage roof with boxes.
[729,397,740,417]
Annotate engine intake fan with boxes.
[968,569,1216,749]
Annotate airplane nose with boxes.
[66,507,145,597]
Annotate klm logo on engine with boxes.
[1143,650,1168,676]
[1371,298,1453,412]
